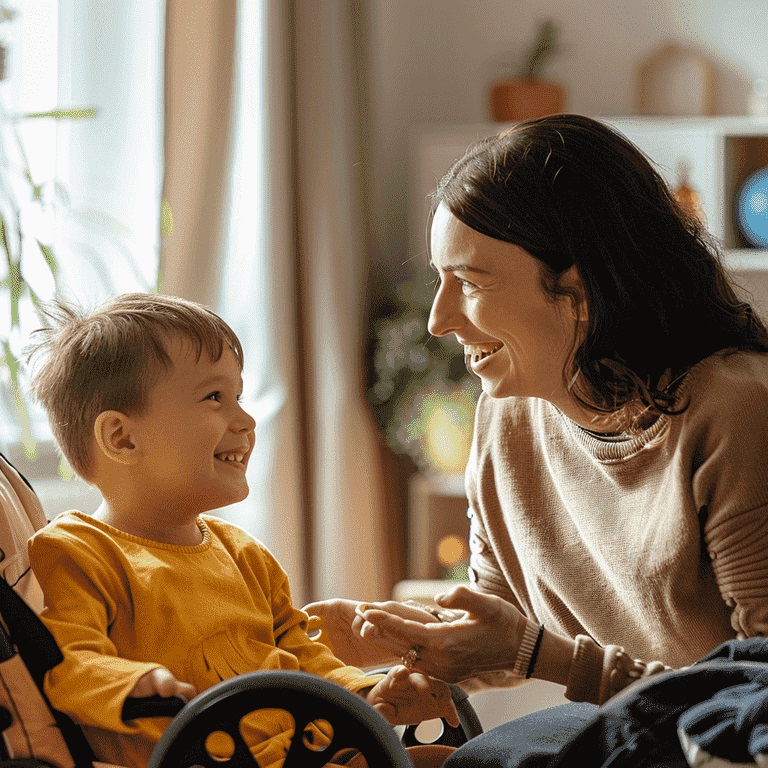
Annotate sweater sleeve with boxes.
[691,365,768,639]
[28,526,163,732]
[259,545,384,694]
[703,501,768,637]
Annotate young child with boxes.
[26,293,457,768]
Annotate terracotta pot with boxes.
[489,77,566,122]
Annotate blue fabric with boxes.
[443,703,597,767]
[444,639,768,767]
[677,670,768,762]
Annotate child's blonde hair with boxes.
[27,293,244,479]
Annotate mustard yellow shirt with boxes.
[29,511,378,768]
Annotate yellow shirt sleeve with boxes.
[28,525,163,733]
[257,542,384,694]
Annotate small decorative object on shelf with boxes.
[635,41,716,116]
[488,18,566,123]
[368,266,480,475]
[673,161,706,225]
[748,78,768,118]
[737,166,768,248]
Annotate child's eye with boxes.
[237,394,244,403]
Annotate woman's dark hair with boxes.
[430,113,768,420]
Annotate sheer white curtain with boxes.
[56,0,164,303]
[163,0,395,603]
[215,0,307,601]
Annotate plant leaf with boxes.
[22,107,98,121]
[160,198,173,237]
[0,212,12,264]
[1,341,37,461]
[57,455,75,482]
[6,259,23,328]
[36,240,57,275]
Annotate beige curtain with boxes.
[161,0,395,604]
[161,0,236,306]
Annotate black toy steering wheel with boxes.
[146,670,413,768]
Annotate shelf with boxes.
[724,249,768,271]
[410,116,768,272]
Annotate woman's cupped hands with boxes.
[354,584,526,684]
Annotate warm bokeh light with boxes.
[411,388,476,474]
[437,534,467,568]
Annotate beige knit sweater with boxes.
[466,349,768,703]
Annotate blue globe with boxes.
[737,166,768,248]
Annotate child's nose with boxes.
[234,404,256,433]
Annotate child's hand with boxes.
[130,667,197,701]
[364,665,459,727]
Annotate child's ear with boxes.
[94,411,138,466]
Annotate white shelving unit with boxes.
[409,117,768,278]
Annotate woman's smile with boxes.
[465,343,504,372]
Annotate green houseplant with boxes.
[488,18,566,122]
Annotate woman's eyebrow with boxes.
[429,259,492,275]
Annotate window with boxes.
[1,1,164,517]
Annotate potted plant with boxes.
[489,19,566,122]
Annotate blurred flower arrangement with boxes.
[368,266,480,475]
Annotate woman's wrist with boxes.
[525,627,576,687]
[511,619,540,677]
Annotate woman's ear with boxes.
[560,264,588,322]
[94,411,138,466]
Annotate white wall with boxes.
[363,0,768,274]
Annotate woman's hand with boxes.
[302,598,442,670]
[356,584,527,683]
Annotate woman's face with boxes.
[428,203,583,404]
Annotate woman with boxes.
[307,114,768,764]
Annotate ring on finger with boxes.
[401,647,419,669]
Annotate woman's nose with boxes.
[428,284,460,337]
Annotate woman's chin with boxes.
[480,377,516,399]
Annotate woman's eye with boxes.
[456,276,475,292]
[205,392,222,402]
[237,394,244,403]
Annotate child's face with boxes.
[129,339,256,516]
